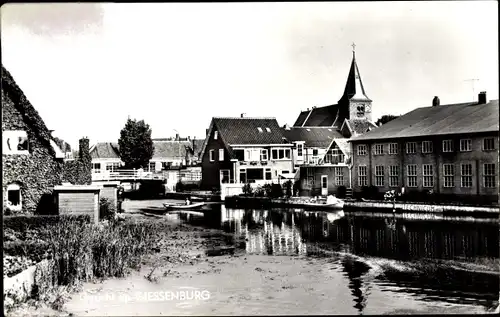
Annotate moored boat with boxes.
[163,202,205,210]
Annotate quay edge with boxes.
[224,196,500,215]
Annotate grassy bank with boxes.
[3,216,163,313]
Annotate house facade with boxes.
[349,93,499,203]
[2,66,65,214]
[286,48,377,196]
[89,137,203,180]
[200,117,294,190]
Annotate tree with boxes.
[118,118,154,169]
[375,115,399,126]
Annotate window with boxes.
[483,163,496,188]
[234,149,244,161]
[357,145,367,156]
[461,164,472,187]
[460,139,472,152]
[220,170,230,183]
[148,162,156,172]
[443,164,455,188]
[265,168,272,180]
[442,140,453,152]
[334,167,344,186]
[219,149,224,161]
[247,168,264,182]
[374,144,384,155]
[214,131,218,140]
[257,127,263,133]
[422,141,433,154]
[209,150,215,162]
[271,148,291,160]
[358,166,367,187]
[6,183,21,211]
[356,104,365,117]
[312,149,318,156]
[422,164,434,187]
[106,162,121,172]
[265,127,271,133]
[92,163,101,173]
[388,143,398,155]
[406,165,417,187]
[239,169,247,183]
[389,166,399,187]
[406,142,417,154]
[2,130,29,155]
[260,149,268,161]
[375,166,384,187]
[483,138,496,151]
[297,143,303,157]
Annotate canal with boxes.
[177,204,499,314]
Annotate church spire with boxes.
[338,43,371,103]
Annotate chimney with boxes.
[432,96,440,107]
[175,133,180,141]
[241,113,245,118]
[478,91,487,104]
[78,137,90,161]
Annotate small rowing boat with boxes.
[163,202,205,211]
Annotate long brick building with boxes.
[349,92,499,204]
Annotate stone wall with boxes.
[2,67,64,214]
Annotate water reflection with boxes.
[178,205,499,312]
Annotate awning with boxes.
[279,173,295,180]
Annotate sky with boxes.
[1,2,498,150]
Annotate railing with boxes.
[91,169,166,181]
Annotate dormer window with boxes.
[265,127,271,133]
[257,127,263,133]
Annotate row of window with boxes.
[358,163,496,188]
[209,148,292,162]
[357,138,496,156]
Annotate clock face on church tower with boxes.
[365,103,371,112]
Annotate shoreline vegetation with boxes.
[4,206,499,315]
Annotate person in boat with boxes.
[185,197,191,205]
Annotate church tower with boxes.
[337,44,373,122]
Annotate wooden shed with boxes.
[53,185,101,224]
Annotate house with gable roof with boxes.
[285,48,377,196]
[2,65,66,214]
[349,92,499,203]
[199,116,294,190]
[89,137,204,181]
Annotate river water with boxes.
[176,204,499,314]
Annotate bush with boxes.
[242,183,253,196]
[262,184,272,197]
[283,180,293,198]
[3,214,91,233]
[293,180,300,197]
[176,181,184,192]
[270,183,283,199]
[254,185,265,197]
[337,186,347,199]
[99,197,116,221]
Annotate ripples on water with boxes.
[176,205,499,313]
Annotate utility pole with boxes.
[464,79,479,102]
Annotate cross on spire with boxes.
[351,42,356,52]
